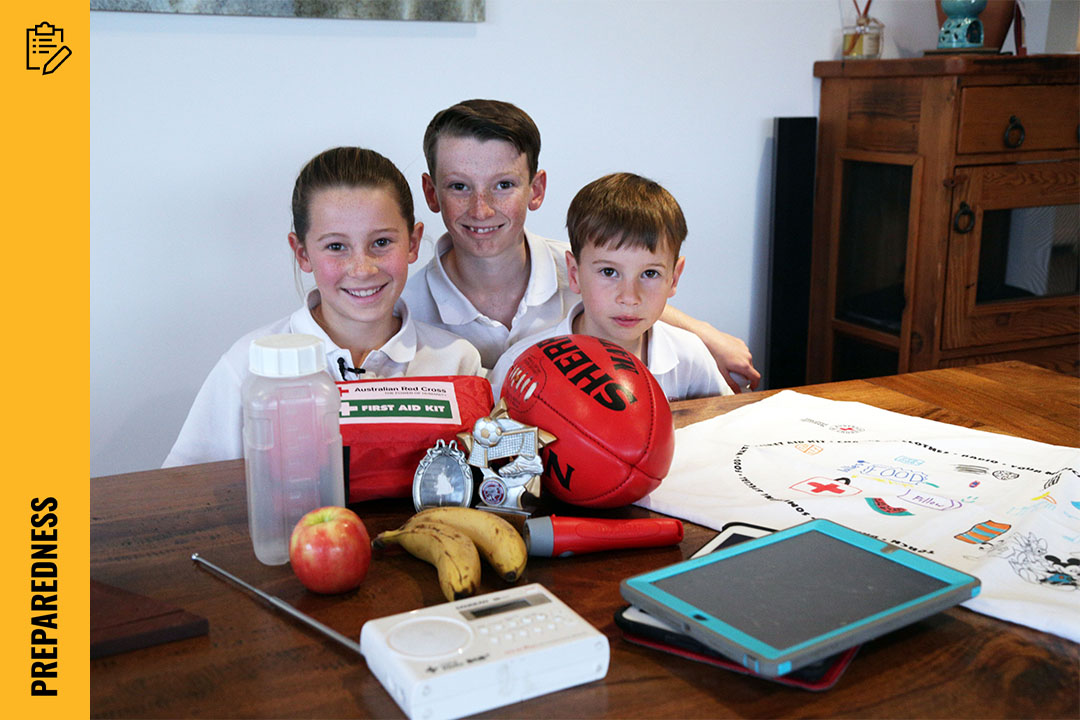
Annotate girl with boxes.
[164,147,482,467]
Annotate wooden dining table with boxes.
[90,361,1079,719]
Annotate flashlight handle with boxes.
[525,515,683,557]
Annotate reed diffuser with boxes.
[842,0,883,59]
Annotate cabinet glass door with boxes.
[943,161,1080,349]
[835,160,912,335]
[976,204,1079,303]
[824,154,922,380]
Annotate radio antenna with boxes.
[191,553,363,655]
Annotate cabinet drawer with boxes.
[957,85,1079,154]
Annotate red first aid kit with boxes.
[336,376,493,502]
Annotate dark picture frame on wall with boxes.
[89,1,485,22]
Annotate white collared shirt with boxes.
[488,302,731,402]
[401,229,579,370]
[163,290,482,468]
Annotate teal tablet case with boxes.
[620,519,980,677]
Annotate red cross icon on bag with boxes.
[790,477,862,497]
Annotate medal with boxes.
[412,439,474,511]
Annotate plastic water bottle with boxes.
[242,334,344,565]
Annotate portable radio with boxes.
[360,583,609,720]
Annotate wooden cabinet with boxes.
[807,55,1079,383]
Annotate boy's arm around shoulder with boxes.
[660,305,760,393]
[665,323,733,400]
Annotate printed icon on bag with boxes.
[790,477,863,497]
[27,21,72,75]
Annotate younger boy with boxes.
[402,99,759,391]
[488,173,732,401]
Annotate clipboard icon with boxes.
[27,21,72,75]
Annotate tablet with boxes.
[618,522,860,690]
[614,607,859,691]
[620,518,980,677]
[690,522,775,558]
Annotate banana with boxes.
[374,522,481,602]
[408,507,528,583]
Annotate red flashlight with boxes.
[524,515,684,557]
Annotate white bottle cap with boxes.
[248,334,327,377]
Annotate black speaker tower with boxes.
[766,117,817,389]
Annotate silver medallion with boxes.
[412,439,474,511]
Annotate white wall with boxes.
[90,0,1058,476]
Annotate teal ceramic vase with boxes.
[938,0,987,48]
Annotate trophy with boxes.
[456,399,555,514]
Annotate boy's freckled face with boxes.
[567,242,685,356]
[422,136,546,262]
[289,186,422,339]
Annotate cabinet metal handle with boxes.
[953,202,975,234]
[1003,115,1025,149]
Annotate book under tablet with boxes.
[620,519,980,677]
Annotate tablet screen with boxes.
[652,530,948,650]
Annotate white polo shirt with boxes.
[163,290,482,468]
[401,228,579,370]
[488,303,732,402]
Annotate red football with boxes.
[501,334,675,508]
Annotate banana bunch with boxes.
[374,507,528,602]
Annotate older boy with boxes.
[488,173,731,401]
[401,99,759,391]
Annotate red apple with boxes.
[289,506,371,594]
